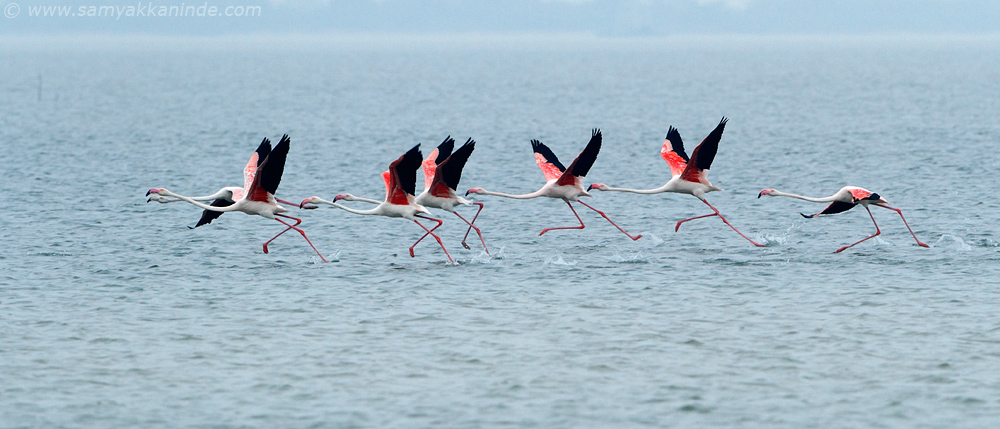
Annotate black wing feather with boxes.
[694,117,726,171]
[255,137,271,167]
[395,144,423,196]
[666,126,689,162]
[568,128,602,178]
[531,139,566,172]
[435,136,455,164]
[801,201,856,218]
[257,134,289,195]
[190,198,234,228]
[440,138,475,190]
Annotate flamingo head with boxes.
[465,187,484,196]
[299,196,320,209]
[587,183,608,191]
[333,193,356,203]
[146,188,168,202]
[758,188,776,198]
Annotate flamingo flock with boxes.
[147,119,931,262]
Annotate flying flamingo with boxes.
[588,118,764,247]
[146,135,328,262]
[147,137,309,228]
[465,129,641,240]
[757,186,930,253]
[299,144,456,264]
[414,136,489,253]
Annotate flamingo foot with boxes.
[462,242,471,250]
[409,247,416,258]
[262,243,270,254]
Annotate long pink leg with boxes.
[576,200,642,241]
[459,202,489,253]
[539,201,586,236]
[876,204,930,248]
[835,206,881,253]
[265,214,328,263]
[676,199,764,247]
[410,214,454,264]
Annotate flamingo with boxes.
[465,129,641,240]
[414,136,489,254]
[299,144,455,264]
[146,135,328,262]
[588,118,764,247]
[147,137,309,228]
[757,186,930,253]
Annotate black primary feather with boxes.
[693,117,726,171]
[801,201,856,218]
[257,134,289,196]
[434,136,455,164]
[439,138,475,191]
[190,198,234,228]
[665,126,689,162]
[531,139,566,172]
[394,144,423,196]
[568,128,602,178]
[255,137,272,167]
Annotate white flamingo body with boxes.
[588,118,762,247]
[466,129,640,240]
[758,185,929,252]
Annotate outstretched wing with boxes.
[680,117,727,184]
[801,201,856,218]
[386,144,422,205]
[247,135,288,202]
[557,129,602,186]
[531,139,565,182]
[660,126,688,177]
[437,138,475,191]
[422,136,455,191]
[244,137,271,193]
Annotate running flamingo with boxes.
[147,137,308,228]
[146,135,327,261]
[466,129,641,240]
[758,186,930,253]
[299,144,455,264]
[414,136,489,253]
[588,118,763,247]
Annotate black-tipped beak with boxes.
[465,190,471,196]
[299,202,305,209]
[587,184,594,191]
[757,191,763,198]
[146,197,152,203]
[145,190,152,196]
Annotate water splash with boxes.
[544,255,577,266]
[932,235,972,251]
[612,249,648,264]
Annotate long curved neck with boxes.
[475,188,546,199]
[314,198,382,215]
[159,190,241,212]
[769,190,837,203]
[598,183,672,195]
[349,196,383,205]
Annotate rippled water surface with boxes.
[2,36,1000,427]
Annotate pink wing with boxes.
[534,153,562,182]
[243,151,259,195]
[848,188,873,201]
[660,140,687,177]
[421,148,439,191]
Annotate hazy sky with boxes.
[2,0,999,36]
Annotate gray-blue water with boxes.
[2,36,1000,427]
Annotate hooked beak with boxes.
[757,191,762,198]
[587,184,594,191]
